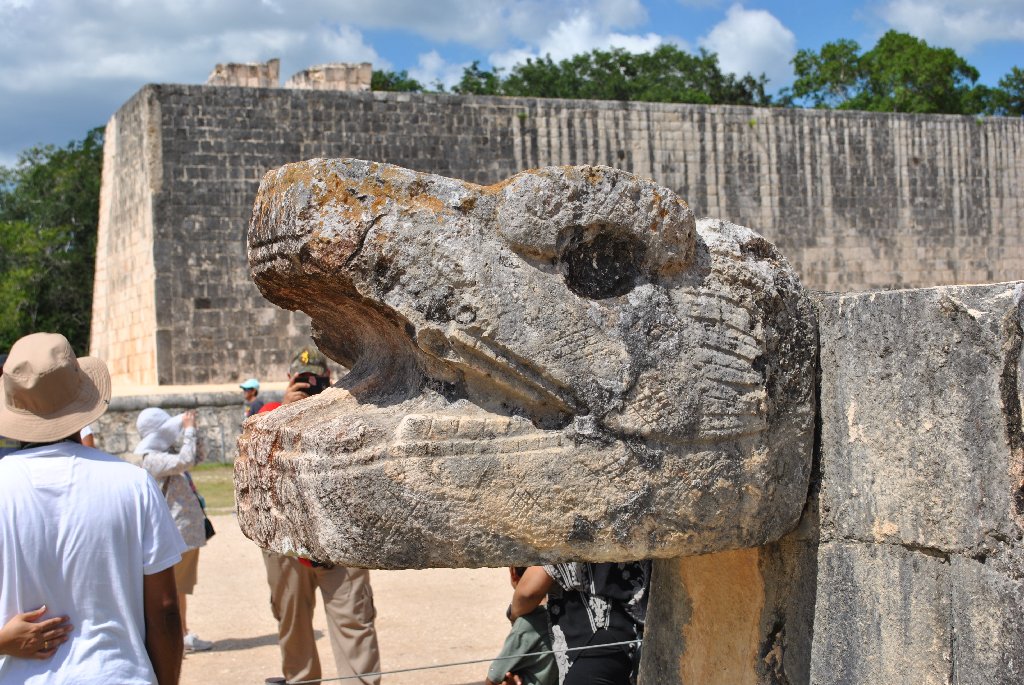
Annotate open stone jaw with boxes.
[237,158,817,569]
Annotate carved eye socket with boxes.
[558,225,646,299]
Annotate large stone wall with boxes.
[91,85,1024,385]
[91,89,163,384]
[640,282,1024,684]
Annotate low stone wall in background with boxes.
[93,389,283,463]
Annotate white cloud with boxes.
[307,24,384,66]
[544,14,662,60]
[408,50,467,90]
[698,3,796,88]
[589,0,650,28]
[0,0,658,92]
[878,0,1024,53]
[0,0,680,160]
[490,48,536,72]
[0,1,389,93]
[490,4,668,71]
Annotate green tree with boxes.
[790,38,862,108]
[790,31,988,114]
[371,69,424,92]
[853,31,980,113]
[457,45,771,106]
[452,61,503,95]
[994,66,1024,116]
[0,127,103,353]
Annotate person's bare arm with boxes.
[143,568,182,685]
[0,606,72,658]
[509,566,553,622]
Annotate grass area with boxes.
[191,463,236,514]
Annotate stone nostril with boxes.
[557,224,646,300]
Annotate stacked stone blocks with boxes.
[91,86,1024,386]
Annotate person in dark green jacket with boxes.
[486,567,557,685]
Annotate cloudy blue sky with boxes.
[1,0,1022,167]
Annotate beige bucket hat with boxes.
[0,333,111,443]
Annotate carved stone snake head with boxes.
[238,158,816,568]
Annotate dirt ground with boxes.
[181,513,512,685]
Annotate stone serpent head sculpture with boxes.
[236,159,816,568]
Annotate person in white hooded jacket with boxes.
[134,407,213,653]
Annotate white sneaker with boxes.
[183,632,214,652]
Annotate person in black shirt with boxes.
[509,561,651,685]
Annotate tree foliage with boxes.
[452,61,504,95]
[0,127,103,354]
[453,45,772,106]
[386,39,1020,116]
[995,66,1024,116]
[371,69,424,92]
[790,38,861,108]
[788,30,1004,115]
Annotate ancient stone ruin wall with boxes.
[206,59,280,88]
[283,62,372,91]
[91,88,163,385]
[641,282,1024,684]
[91,85,1024,385]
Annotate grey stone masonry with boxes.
[206,59,280,87]
[811,283,1024,684]
[91,85,1024,384]
[283,62,371,91]
[637,282,1024,684]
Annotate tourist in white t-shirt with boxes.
[0,333,187,684]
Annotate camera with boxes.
[293,372,331,395]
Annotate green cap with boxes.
[289,345,328,376]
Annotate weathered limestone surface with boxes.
[810,284,1024,684]
[819,285,1024,555]
[284,62,372,91]
[235,159,817,568]
[233,158,1022,683]
[91,89,163,385]
[810,542,952,684]
[206,59,280,87]
[638,497,819,685]
[638,283,1024,685]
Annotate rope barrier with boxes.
[278,638,644,685]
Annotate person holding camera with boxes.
[133,407,214,654]
[260,345,382,685]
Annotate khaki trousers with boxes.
[262,550,381,684]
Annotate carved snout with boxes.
[239,160,817,568]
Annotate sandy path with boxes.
[181,513,512,685]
